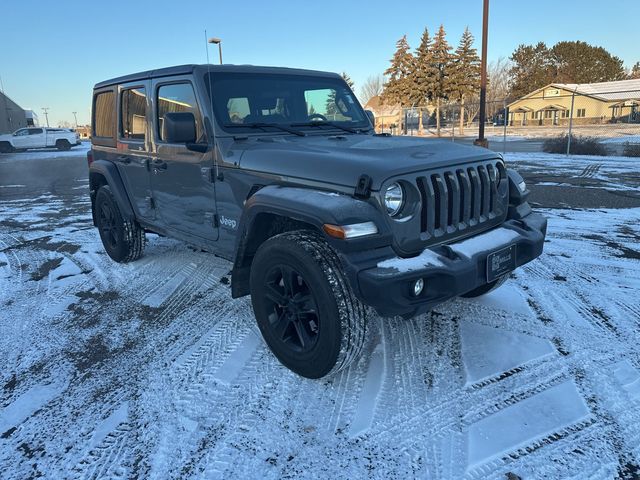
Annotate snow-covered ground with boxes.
[504,152,640,194]
[1,149,640,479]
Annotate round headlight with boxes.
[384,182,404,216]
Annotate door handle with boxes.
[117,155,131,164]
[152,159,167,170]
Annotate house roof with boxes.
[509,78,640,108]
[555,79,640,101]
[364,95,401,116]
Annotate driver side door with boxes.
[11,129,30,148]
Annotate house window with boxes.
[577,108,586,118]
[544,110,553,119]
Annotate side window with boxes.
[14,129,28,136]
[120,87,147,141]
[29,128,43,135]
[93,91,116,138]
[156,83,203,142]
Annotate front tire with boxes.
[95,185,145,263]
[250,230,368,379]
[0,142,14,153]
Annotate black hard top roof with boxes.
[94,64,341,89]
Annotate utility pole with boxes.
[474,0,490,148]
[208,37,223,64]
[72,111,78,128]
[41,107,50,127]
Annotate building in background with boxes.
[24,109,39,127]
[75,125,91,139]
[508,79,640,127]
[363,96,402,133]
[0,91,28,134]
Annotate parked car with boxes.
[88,64,547,378]
[0,127,81,153]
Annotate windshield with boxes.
[205,72,369,134]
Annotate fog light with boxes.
[413,278,424,296]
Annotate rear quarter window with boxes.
[93,90,116,146]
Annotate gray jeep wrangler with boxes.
[89,64,546,378]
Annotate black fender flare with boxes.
[89,160,135,220]
[230,185,392,298]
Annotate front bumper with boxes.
[346,212,547,318]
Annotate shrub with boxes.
[543,134,607,156]
[622,142,640,157]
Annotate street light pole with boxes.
[72,111,78,128]
[474,0,490,148]
[41,107,50,127]
[208,37,223,64]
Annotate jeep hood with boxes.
[236,135,499,191]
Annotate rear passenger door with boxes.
[116,82,155,221]
[27,128,45,148]
[150,78,218,241]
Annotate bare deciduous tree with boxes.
[487,57,512,117]
[360,75,384,105]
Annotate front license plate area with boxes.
[487,245,516,282]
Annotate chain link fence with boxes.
[376,87,640,157]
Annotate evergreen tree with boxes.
[449,27,480,134]
[429,24,453,136]
[382,35,415,107]
[411,28,437,132]
[629,62,640,79]
[509,42,554,99]
[341,72,355,89]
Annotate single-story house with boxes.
[507,79,640,127]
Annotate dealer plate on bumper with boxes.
[486,245,516,282]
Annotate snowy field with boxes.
[1,147,640,479]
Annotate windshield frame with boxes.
[204,71,371,136]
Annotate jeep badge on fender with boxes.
[88,64,547,379]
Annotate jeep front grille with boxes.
[415,162,505,239]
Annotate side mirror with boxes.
[365,110,375,127]
[163,112,197,144]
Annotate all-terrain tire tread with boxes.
[268,230,368,375]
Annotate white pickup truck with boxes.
[0,127,81,153]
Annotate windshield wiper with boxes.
[223,122,306,137]
[290,121,368,134]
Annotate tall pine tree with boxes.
[411,28,437,132]
[382,35,415,107]
[429,24,453,136]
[449,27,480,134]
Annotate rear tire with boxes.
[56,139,71,151]
[95,185,145,263]
[460,274,508,298]
[250,230,368,379]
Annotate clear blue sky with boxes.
[2,0,638,127]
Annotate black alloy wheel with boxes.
[263,264,320,353]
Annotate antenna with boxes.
[204,30,219,181]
